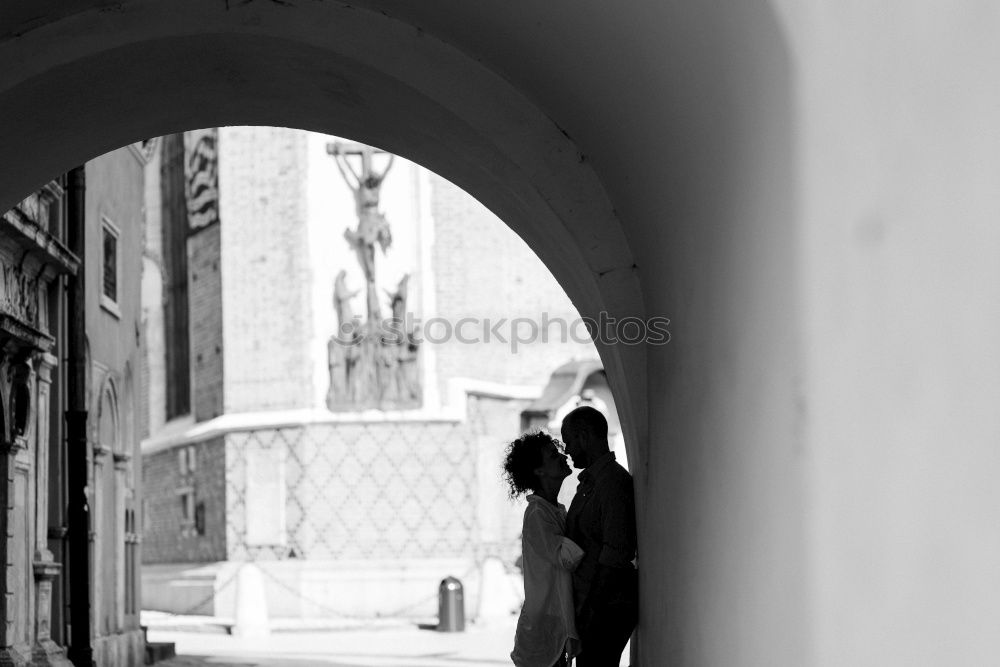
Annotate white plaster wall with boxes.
[775,3,1000,663]
[85,146,147,662]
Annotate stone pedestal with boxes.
[31,355,70,666]
[31,559,70,667]
[232,564,269,637]
[0,438,31,667]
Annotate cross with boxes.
[327,141,395,322]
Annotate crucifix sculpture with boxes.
[327,141,394,322]
[325,141,421,411]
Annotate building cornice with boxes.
[140,378,542,455]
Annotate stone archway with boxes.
[0,2,813,665]
[12,2,1000,666]
[0,7,647,475]
[93,374,119,640]
[0,7,649,658]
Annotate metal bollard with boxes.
[437,576,465,632]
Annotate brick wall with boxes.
[189,224,224,422]
[429,173,598,402]
[219,127,313,412]
[142,437,227,564]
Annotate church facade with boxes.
[138,127,617,623]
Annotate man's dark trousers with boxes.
[566,450,638,667]
[576,567,638,666]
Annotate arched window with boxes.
[97,382,119,453]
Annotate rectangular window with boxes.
[179,492,193,521]
[194,501,206,536]
[100,216,121,317]
[102,228,117,299]
[178,446,197,475]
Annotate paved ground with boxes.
[149,620,518,667]
[149,618,630,666]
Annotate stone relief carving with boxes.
[184,128,220,231]
[0,347,38,450]
[3,181,61,234]
[0,265,39,327]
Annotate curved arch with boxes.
[0,5,646,467]
[0,2,823,665]
[0,0,829,664]
[96,374,120,454]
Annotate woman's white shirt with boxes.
[511,494,584,667]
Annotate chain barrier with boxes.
[252,559,483,624]
[146,561,246,618]
[147,549,521,629]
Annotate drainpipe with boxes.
[65,165,94,667]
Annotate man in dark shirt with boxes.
[562,406,638,667]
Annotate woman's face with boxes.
[536,440,572,482]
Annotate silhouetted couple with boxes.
[504,406,638,667]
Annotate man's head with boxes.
[561,405,610,470]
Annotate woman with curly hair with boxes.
[503,431,583,667]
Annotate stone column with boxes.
[90,443,110,642]
[0,432,28,667]
[31,353,70,666]
[1,349,39,667]
[112,451,130,632]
